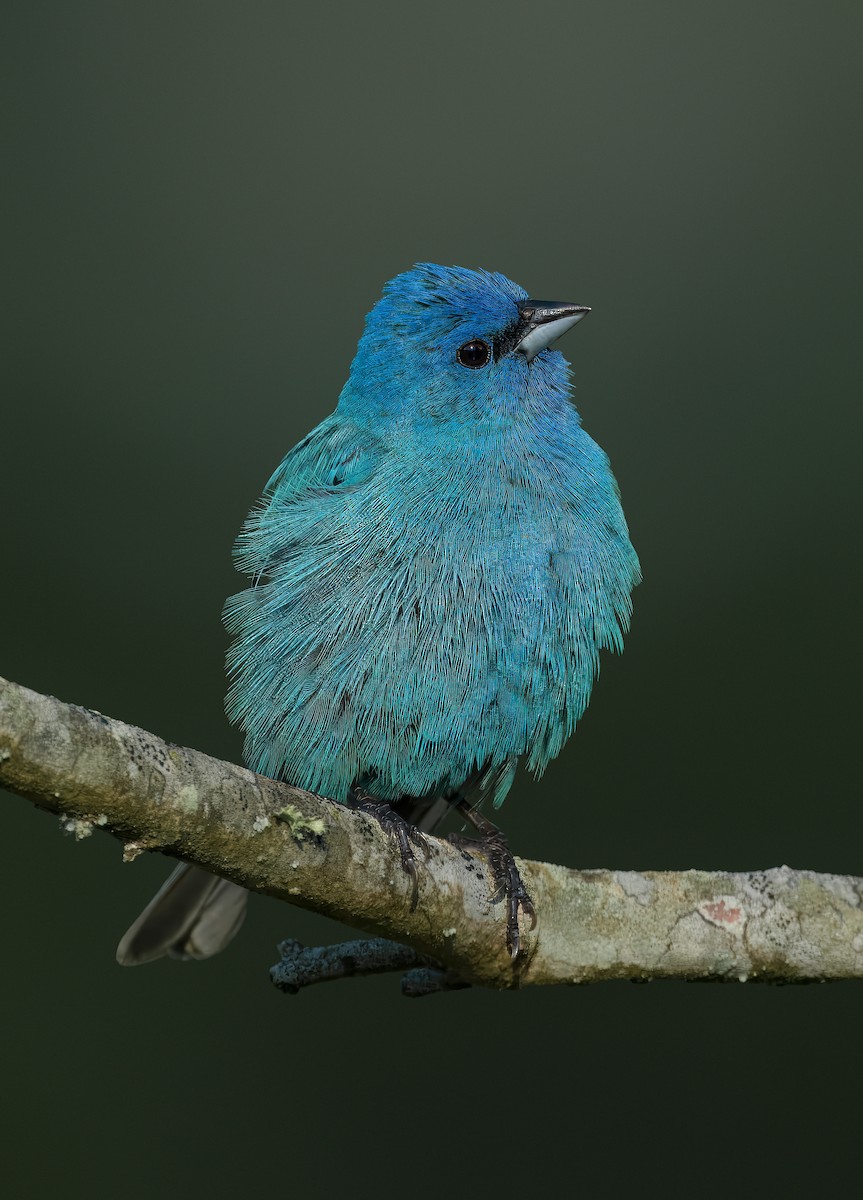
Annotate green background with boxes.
[3,2,861,1195]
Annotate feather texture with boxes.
[225,264,640,814]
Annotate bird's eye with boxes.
[456,340,491,369]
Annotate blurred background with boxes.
[2,2,861,1195]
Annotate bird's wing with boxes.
[230,413,382,583]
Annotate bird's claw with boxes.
[484,831,536,960]
[449,825,536,960]
[351,792,428,912]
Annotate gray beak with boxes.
[515,300,591,363]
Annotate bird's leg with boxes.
[452,800,536,960]
[349,789,429,911]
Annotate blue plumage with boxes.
[116,263,641,966]
[224,263,640,817]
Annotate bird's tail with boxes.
[116,863,248,966]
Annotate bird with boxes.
[117,262,640,966]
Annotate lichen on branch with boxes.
[2,674,862,989]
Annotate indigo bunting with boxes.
[118,263,640,965]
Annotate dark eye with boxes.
[456,339,491,369]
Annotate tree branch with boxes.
[2,674,862,989]
[270,936,469,997]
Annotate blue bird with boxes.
[117,263,640,965]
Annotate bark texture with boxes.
[2,674,862,989]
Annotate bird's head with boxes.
[340,263,590,430]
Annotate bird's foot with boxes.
[483,830,536,960]
[451,800,536,960]
[350,790,430,911]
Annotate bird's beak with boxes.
[514,300,590,363]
